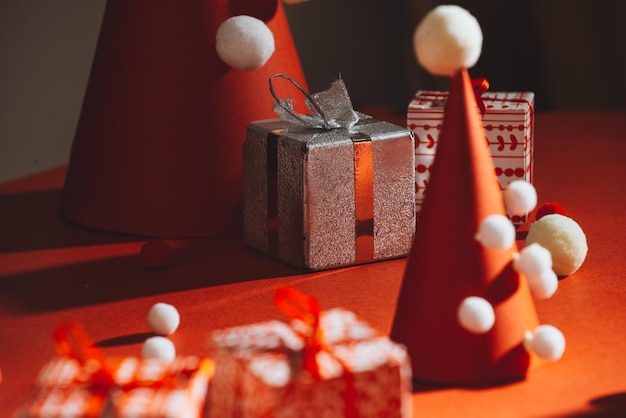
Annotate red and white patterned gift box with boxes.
[208,308,413,418]
[408,91,535,224]
[17,355,213,418]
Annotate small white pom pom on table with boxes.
[148,303,180,336]
[215,15,275,71]
[413,5,483,76]
[142,336,176,362]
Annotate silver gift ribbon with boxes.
[269,74,360,130]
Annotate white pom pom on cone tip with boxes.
[413,5,483,77]
[215,15,275,71]
[475,214,516,249]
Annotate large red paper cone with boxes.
[391,68,539,385]
[60,0,306,237]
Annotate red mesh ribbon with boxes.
[472,77,490,116]
[53,322,203,392]
[274,286,323,379]
[54,321,116,392]
[274,286,358,418]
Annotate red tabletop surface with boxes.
[1,111,626,417]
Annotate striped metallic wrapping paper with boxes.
[243,113,415,271]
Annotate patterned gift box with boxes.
[208,307,413,417]
[243,113,415,271]
[408,91,534,224]
[17,355,213,418]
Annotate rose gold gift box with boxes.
[208,308,412,417]
[16,356,213,418]
[243,113,415,271]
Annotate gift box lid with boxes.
[211,308,377,352]
[410,91,535,112]
[248,113,412,150]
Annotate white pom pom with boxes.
[526,214,588,276]
[148,303,180,336]
[141,336,176,362]
[503,181,537,216]
[457,296,495,334]
[475,214,516,249]
[513,243,552,277]
[525,325,565,361]
[527,269,559,300]
[413,5,483,76]
[215,15,275,71]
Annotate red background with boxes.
[1,110,626,417]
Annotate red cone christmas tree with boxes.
[60,0,306,237]
[392,67,539,384]
[391,5,564,385]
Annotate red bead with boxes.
[535,202,567,221]
[140,240,171,269]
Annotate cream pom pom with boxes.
[215,15,275,71]
[413,5,482,76]
[148,303,180,336]
[526,214,588,276]
[142,336,176,362]
[457,297,495,334]
[504,181,537,216]
[513,243,552,277]
[525,325,566,361]
[475,214,516,249]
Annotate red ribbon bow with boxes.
[54,321,117,392]
[472,77,490,116]
[53,322,207,392]
[274,286,324,379]
[274,286,358,418]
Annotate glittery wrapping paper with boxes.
[16,356,212,418]
[408,91,534,224]
[208,308,413,418]
[243,113,415,271]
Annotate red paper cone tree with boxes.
[60,0,307,237]
[391,67,539,385]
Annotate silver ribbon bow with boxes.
[269,74,359,130]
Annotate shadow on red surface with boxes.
[0,189,141,254]
[95,332,156,347]
[0,235,300,314]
